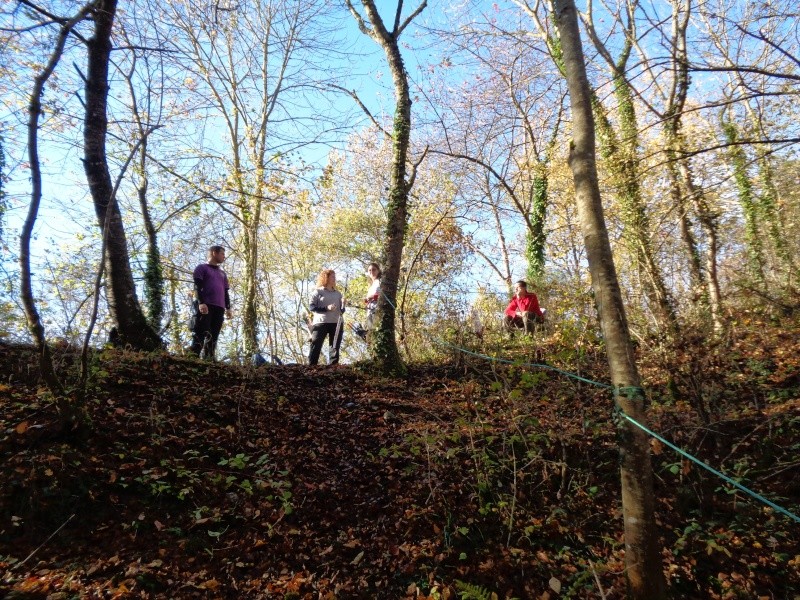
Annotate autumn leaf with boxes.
[651,438,663,455]
[197,579,220,590]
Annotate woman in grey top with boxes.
[308,269,346,365]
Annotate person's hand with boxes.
[199,303,209,315]
[225,309,233,319]
[341,298,347,308]
[327,304,336,311]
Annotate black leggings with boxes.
[308,321,343,365]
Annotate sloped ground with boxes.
[0,322,799,599]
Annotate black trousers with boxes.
[504,312,543,333]
[308,321,343,365]
[191,305,225,359]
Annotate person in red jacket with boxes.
[504,280,544,333]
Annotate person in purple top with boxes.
[190,245,232,360]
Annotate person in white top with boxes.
[364,262,382,331]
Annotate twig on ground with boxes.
[589,560,608,600]
[13,513,75,571]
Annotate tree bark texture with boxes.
[350,0,426,375]
[553,0,667,597]
[84,0,160,351]
[662,0,724,332]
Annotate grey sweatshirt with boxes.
[309,288,345,325]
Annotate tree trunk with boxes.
[348,0,427,375]
[167,267,182,353]
[136,138,164,331]
[576,2,679,335]
[678,153,725,331]
[721,118,766,283]
[20,7,94,395]
[526,173,548,285]
[240,218,260,357]
[661,0,724,332]
[84,0,160,351]
[553,0,667,597]
[755,144,796,279]
[609,76,678,334]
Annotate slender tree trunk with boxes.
[739,87,796,281]
[664,145,704,296]
[241,218,260,357]
[755,145,796,278]
[491,196,514,294]
[526,172,548,285]
[610,76,678,334]
[20,7,93,395]
[721,118,765,283]
[678,154,725,331]
[660,0,724,331]
[167,267,181,352]
[348,0,427,375]
[136,138,164,331]
[554,0,667,597]
[84,0,160,351]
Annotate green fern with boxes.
[454,580,521,600]
[454,580,493,600]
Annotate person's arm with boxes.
[504,298,518,317]
[309,290,327,313]
[224,285,232,318]
[193,266,204,302]
[194,266,208,314]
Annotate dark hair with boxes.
[209,245,225,254]
[368,262,382,278]
[515,280,528,289]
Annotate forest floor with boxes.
[1,315,799,599]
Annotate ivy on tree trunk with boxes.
[346,0,428,376]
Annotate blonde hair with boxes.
[316,269,336,289]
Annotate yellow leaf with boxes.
[15,421,28,434]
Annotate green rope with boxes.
[376,288,799,522]
[613,385,646,399]
[616,406,800,524]
[430,336,612,389]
